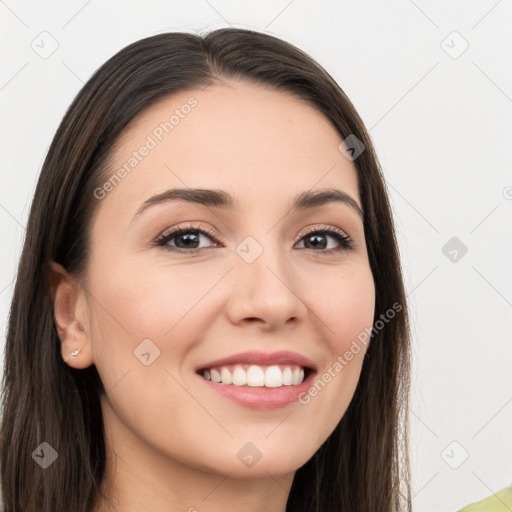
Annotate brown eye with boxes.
[155,224,220,252]
[296,227,354,254]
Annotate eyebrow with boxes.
[133,187,363,220]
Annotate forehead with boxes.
[99,80,360,216]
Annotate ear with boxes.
[49,262,94,369]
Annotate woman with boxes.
[0,28,412,511]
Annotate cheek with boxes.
[296,263,375,436]
[88,257,213,340]
[85,261,213,436]
[305,262,376,349]
[84,257,216,396]
[85,257,238,407]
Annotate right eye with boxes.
[154,223,222,253]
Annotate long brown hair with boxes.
[0,28,412,511]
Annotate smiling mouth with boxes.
[196,363,314,388]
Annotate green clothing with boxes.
[458,486,512,511]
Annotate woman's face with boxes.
[78,80,375,479]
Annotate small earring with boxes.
[63,348,80,363]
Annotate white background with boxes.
[1,1,511,511]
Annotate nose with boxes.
[224,241,307,331]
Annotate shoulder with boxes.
[457,485,512,511]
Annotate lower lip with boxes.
[196,371,317,410]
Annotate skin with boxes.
[51,79,375,512]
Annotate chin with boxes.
[203,444,316,479]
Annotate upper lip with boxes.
[196,350,317,372]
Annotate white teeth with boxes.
[201,364,307,387]
[292,367,304,385]
[210,369,221,383]
[232,365,247,386]
[247,365,265,386]
[220,366,232,384]
[264,365,283,387]
[282,366,293,385]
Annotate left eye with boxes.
[155,224,354,254]
[296,228,353,252]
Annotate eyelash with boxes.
[154,223,354,256]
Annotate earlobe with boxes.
[49,261,94,369]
